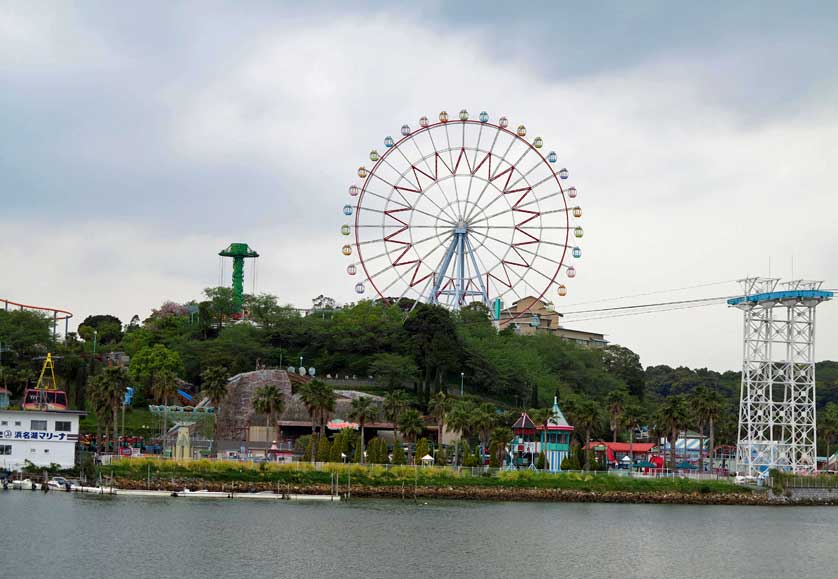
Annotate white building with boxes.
[0,409,84,471]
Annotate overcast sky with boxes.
[1,1,837,372]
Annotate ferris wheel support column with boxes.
[430,233,460,307]
[464,235,489,307]
[456,227,466,308]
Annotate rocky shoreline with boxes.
[113,478,836,505]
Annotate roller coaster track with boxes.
[1,298,74,340]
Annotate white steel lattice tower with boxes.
[729,278,833,475]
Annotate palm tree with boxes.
[253,383,285,441]
[86,373,113,455]
[606,388,628,443]
[490,426,513,467]
[622,402,645,468]
[428,391,452,448]
[299,379,336,441]
[447,401,472,466]
[820,402,838,460]
[570,398,601,471]
[397,408,424,464]
[471,403,496,450]
[152,369,178,406]
[690,386,724,472]
[656,395,689,471]
[200,365,230,450]
[349,396,378,463]
[383,389,409,424]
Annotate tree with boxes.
[86,366,127,453]
[470,403,496,449]
[821,402,838,459]
[253,383,285,442]
[490,427,513,467]
[369,353,418,390]
[403,304,460,399]
[447,401,473,466]
[316,436,331,462]
[202,287,237,327]
[151,369,178,405]
[622,402,645,467]
[601,345,645,398]
[428,391,451,447]
[690,386,724,472]
[397,408,424,464]
[200,366,230,450]
[391,439,406,465]
[311,295,337,311]
[568,397,601,471]
[349,396,378,463]
[656,395,689,471]
[299,379,336,442]
[414,437,431,464]
[383,389,409,424]
[79,314,124,345]
[606,388,628,443]
[128,344,183,397]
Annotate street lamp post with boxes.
[299,356,303,369]
[460,372,464,396]
[93,330,98,354]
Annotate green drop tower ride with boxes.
[218,243,259,313]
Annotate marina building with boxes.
[0,409,83,471]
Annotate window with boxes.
[44,449,49,453]
[30,448,36,453]
[55,421,72,432]
[0,420,7,426]
[0,445,11,455]
[14,421,21,427]
[30,420,47,431]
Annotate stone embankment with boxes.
[113,478,838,505]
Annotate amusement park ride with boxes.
[22,353,68,411]
[341,109,583,323]
[219,243,259,315]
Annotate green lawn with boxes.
[79,408,158,436]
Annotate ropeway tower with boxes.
[728,278,833,475]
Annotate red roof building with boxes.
[584,441,659,465]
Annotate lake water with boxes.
[2,491,836,579]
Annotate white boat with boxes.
[12,479,34,490]
[47,477,70,490]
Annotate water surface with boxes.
[2,491,835,579]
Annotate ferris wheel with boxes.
[341,109,583,320]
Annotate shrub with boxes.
[391,440,406,465]
[561,455,580,471]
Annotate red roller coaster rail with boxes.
[1,298,74,340]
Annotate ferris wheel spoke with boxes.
[394,232,455,303]
[464,129,515,223]
[516,189,562,210]
[472,241,526,305]
[411,132,459,222]
[504,158,541,192]
[370,172,415,208]
[391,146,459,222]
[425,129,458,215]
[380,155,421,192]
[362,187,411,209]
[462,123,486,213]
